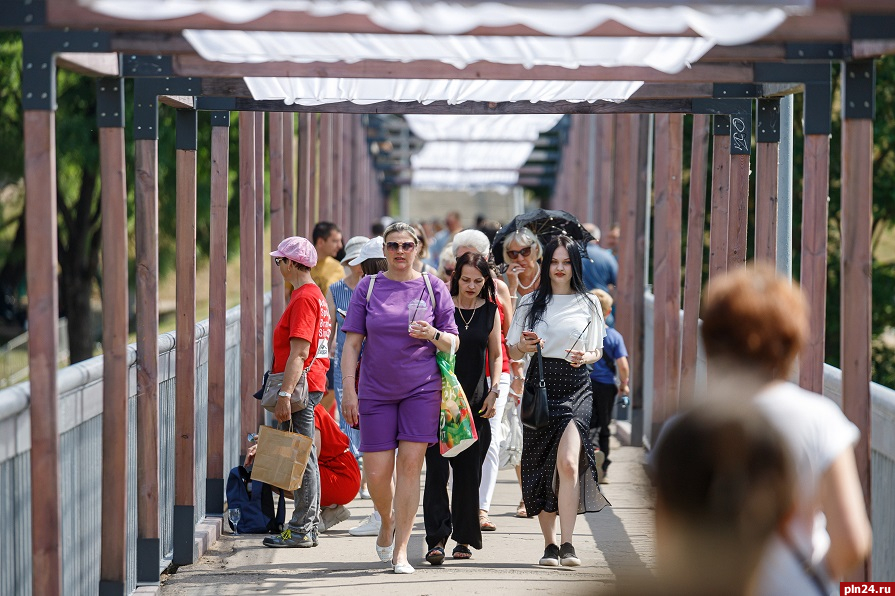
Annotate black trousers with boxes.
[590,380,616,471]
[423,414,491,550]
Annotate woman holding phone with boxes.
[506,235,609,568]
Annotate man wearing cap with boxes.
[264,236,332,548]
[311,221,345,295]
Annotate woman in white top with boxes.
[507,235,609,568]
[701,265,872,595]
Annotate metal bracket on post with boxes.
[96,76,125,129]
[196,97,238,113]
[209,111,231,127]
[851,14,895,40]
[693,98,752,154]
[176,108,198,151]
[842,61,875,120]
[122,54,175,77]
[713,114,730,136]
[21,30,112,111]
[713,84,762,99]
[785,43,848,61]
[756,98,781,143]
[133,77,202,141]
[754,61,832,136]
[0,0,47,28]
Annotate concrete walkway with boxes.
[159,441,654,595]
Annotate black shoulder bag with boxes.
[521,344,550,430]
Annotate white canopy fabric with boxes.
[85,1,798,46]
[245,77,643,106]
[412,141,535,171]
[405,114,564,141]
[184,30,714,73]
[411,169,521,190]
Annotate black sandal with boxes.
[452,545,472,560]
[426,545,445,565]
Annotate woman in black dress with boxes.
[507,235,609,567]
[422,252,502,564]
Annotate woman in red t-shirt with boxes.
[314,404,362,509]
[262,236,332,549]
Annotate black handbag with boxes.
[521,344,550,430]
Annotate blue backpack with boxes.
[225,465,286,534]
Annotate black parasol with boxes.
[491,209,593,265]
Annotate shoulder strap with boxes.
[422,272,436,306]
[365,273,376,302]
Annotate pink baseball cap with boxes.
[270,236,317,268]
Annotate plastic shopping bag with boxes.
[436,347,478,458]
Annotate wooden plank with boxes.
[708,130,730,280]
[319,113,334,222]
[341,114,354,235]
[680,114,709,404]
[158,95,195,109]
[755,141,779,263]
[310,113,320,229]
[297,113,310,238]
[331,113,343,229]
[206,123,229,495]
[99,125,129,588]
[174,146,197,511]
[135,138,160,548]
[283,113,295,237]
[239,113,258,448]
[798,134,830,393]
[269,112,286,323]
[727,153,750,270]
[24,109,62,596]
[597,115,615,229]
[254,112,265,397]
[651,113,670,440]
[666,114,684,415]
[840,117,873,517]
[172,54,753,83]
[56,52,120,76]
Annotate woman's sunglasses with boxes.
[386,241,417,252]
[444,267,455,276]
[507,245,534,259]
[274,257,287,266]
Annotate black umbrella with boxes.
[491,209,593,265]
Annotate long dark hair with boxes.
[450,252,496,303]
[524,235,589,331]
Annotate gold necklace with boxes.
[456,300,477,330]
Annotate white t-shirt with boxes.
[753,382,860,596]
[507,293,606,359]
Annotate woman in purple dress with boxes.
[340,222,459,575]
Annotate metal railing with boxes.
[0,318,69,388]
[0,299,269,595]
[641,292,895,581]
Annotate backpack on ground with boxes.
[225,465,286,534]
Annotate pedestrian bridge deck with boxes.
[158,443,654,595]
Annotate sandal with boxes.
[516,500,528,518]
[479,512,497,531]
[425,545,445,566]
[452,545,472,560]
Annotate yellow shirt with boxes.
[311,256,345,295]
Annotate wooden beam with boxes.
[341,114,354,235]
[297,113,314,238]
[680,114,709,404]
[283,113,295,237]
[755,140,779,263]
[708,120,731,281]
[24,109,62,596]
[254,112,265,401]
[171,54,753,83]
[239,112,258,454]
[56,52,120,76]
[331,113,343,230]
[269,112,285,323]
[158,95,195,109]
[798,133,830,394]
[99,122,128,592]
[206,116,229,514]
[597,115,615,229]
[727,153,750,270]
[319,113,334,222]
[173,113,197,565]
[134,137,160,582]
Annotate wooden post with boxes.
[173,108,198,566]
[840,62,874,568]
[239,112,258,455]
[708,116,731,281]
[254,112,265,397]
[297,113,314,238]
[755,99,781,263]
[206,111,230,515]
[134,131,160,586]
[97,79,128,595]
[331,113,343,229]
[283,113,295,237]
[727,108,751,271]
[319,113,333,222]
[680,114,709,403]
[342,114,354,235]
[24,102,62,596]
[597,115,615,230]
[615,114,648,446]
[270,112,286,322]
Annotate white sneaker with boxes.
[319,505,351,533]
[348,512,382,536]
[360,487,371,500]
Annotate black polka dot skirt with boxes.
[521,357,610,516]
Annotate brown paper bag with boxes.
[250,424,313,491]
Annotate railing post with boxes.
[270,112,286,322]
[255,112,266,401]
[319,113,334,222]
[283,113,295,237]
[727,106,752,270]
[755,98,781,263]
[708,116,731,281]
[97,75,128,596]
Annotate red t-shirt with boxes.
[272,283,331,392]
[313,404,350,464]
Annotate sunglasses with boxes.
[507,245,534,259]
[386,241,417,252]
[444,268,455,276]
[274,257,287,266]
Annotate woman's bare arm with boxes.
[820,448,872,578]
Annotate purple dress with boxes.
[342,272,458,451]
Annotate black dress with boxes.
[423,300,496,550]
